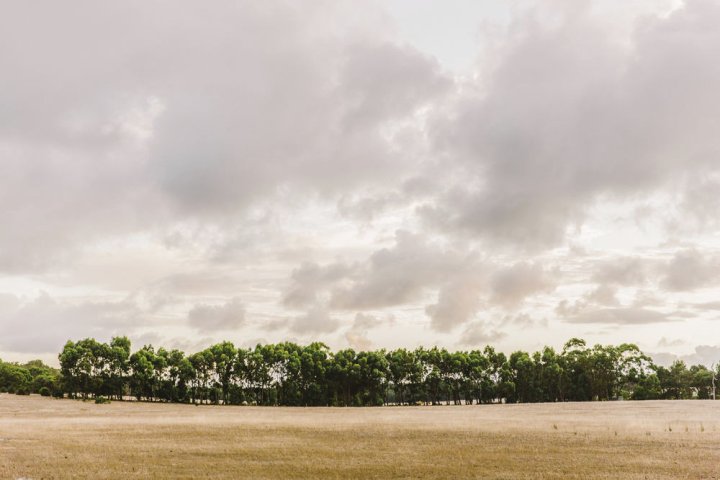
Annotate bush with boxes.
[95,396,111,404]
[39,386,51,397]
[15,387,30,395]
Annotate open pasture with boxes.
[1,394,719,479]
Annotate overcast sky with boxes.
[2,0,719,366]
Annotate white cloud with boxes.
[2,0,720,358]
[188,297,246,331]
[0,292,143,353]
[290,306,341,335]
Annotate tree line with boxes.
[1,337,717,405]
[0,358,60,396]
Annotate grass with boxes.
[1,394,719,479]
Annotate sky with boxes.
[2,0,720,366]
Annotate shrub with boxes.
[39,386,51,397]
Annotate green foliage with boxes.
[0,358,60,396]
[47,337,720,406]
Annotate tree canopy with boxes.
[22,337,713,406]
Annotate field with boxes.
[1,394,719,479]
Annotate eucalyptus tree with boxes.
[461,350,490,405]
[538,346,565,402]
[298,342,330,406]
[386,348,423,405]
[327,348,360,406]
[53,336,716,406]
[108,336,131,400]
[207,342,237,404]
[355,350,388,406]
[561,338,592,401]
[129,345,158,401]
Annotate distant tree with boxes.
[48,336,717,407]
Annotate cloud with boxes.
[283,262,356,308]
[651,344,720,368]
[657,337,685,348]
[660,249,720,291]
[341,312,394,350]
[0,293,20,313]
[584,284,620,306]
[187,297,246,331]
[352,312,389,330]
[329,230,468,310]
[0,0,449,274]
[289,306,341,335]
[0,292,143,354]
[345,331,373,351]
[458,321,506,347]
[567,307,674,325]
[489,262,555,307]
[3,0,720,358]
[339,42,451,129]
[425,274,485,332]
[687,301,720,311]
[592,257,651,286]
[425,0,720,249]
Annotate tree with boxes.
[51,336,714,407]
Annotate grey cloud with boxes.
[149,35,448,216]
[556,282,677,324]
[284,233,556,333]
[283,262,356,308]
[657,337,685,348]
[0,0,450,273]
[490,262,555,307]
[687,301,720,311]
[0,292,143,354]
[281,231,492,332]
[584,284,620,307]
[4,0,720,356]
[187,297,246,331]
[677,174,720,231]
[592,257,651,286]
[329,231,468,310]
[342,312,392,351]
[147,270,249,298]
[0,293,20,313]
[337,191,406,223]
[290,306,341,335]
[500,313,548,328]
[458,321,506,347]
[583,248,720,295]
[632,289,665,308]
[651,345,720,368]
[426,0,720,249]
[568,307,674,325]
[660,249,719,291]
[345,331,373,351]
[340,42,450,129]
[352,312,390,330]
[425,274,485,332]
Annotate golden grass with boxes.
[1,394,719,479]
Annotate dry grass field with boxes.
[1,394,719,479]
